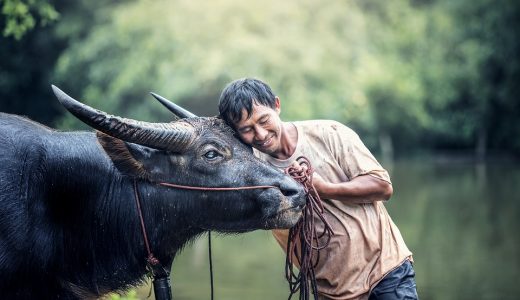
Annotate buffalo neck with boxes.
[44,131,202,294]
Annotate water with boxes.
[136,160,520,300]
[388,160,520,300]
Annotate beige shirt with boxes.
[254,120,412,300]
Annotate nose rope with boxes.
[158,182,276,191]
[284,156,335,300]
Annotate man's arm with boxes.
[312,173,393,204]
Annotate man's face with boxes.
[233,98,283,156]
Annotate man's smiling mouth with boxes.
[256,136,273,148]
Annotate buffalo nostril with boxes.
[281,187,300,198]
[279,178,306,207]
[280,185,306,208]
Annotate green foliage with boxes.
[54,0,398,132]
[2,0,518,157]
[418,0,520,155]
[0,0,127,126]
[108,289,140,300]
[1,0,58,39]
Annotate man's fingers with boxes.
[291,161,308,173]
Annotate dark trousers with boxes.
[369,260,419,300]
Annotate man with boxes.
[218,78,418,300]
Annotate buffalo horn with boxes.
[150,92,198,118]
[51,85,194,152]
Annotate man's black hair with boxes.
[218,78,276,127]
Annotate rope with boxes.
[159,182,275,191]
[133,180,171,300]
[284,156,335,300]
[133,180,160,267]
[208,231,214,300]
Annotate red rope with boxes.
[284,156,335,300]
[133,180,160,266]
[159,182,275,191]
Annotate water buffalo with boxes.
[0,86,305,298]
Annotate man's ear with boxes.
[96,131,151,179]
[274,96,281,114]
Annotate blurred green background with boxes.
[1,0,519,299]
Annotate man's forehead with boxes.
[239,103,273,121]
[244,103,274,120]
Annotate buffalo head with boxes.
[51,85,305,232]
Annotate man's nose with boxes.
[254,125,268,141]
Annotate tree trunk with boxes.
[476,127,487,162]
[379,132,394,163]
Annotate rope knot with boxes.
[147,254,160,266]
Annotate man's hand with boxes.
[290,161,329,197]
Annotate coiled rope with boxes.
[284,156,335,300]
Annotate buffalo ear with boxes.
[96,131,150,179]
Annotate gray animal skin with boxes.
[0,86,305,299]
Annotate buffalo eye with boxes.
[203,150,222,160]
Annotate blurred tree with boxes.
[419,0,520,157]
[355,0,520,158]
[54,0,375,128]
[0,0,58,39]
[355,0,431,158]
[0,5,63,125]
[56,0,405,145]
[0,0,133,125]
